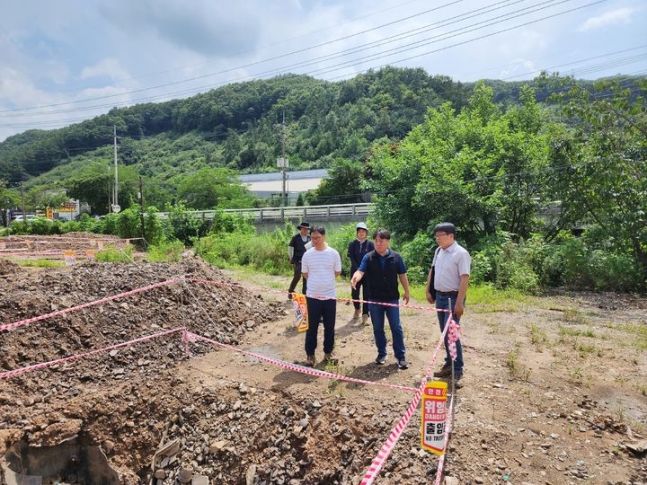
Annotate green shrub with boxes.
[400,231,434,284]
[147,239,184,263]
[326,223,357,277]
[494,240,540,293]
[143,207,165,245]
[167,203,202,245]
[95,244,134,263]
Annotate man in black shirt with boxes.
[351,229,411,370]
[347,222,374,324]
[287,222,310,299]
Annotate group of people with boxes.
[287,221,470,383]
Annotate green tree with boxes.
[65,161,139,215]
[307,158,365,205]
[367,83,550,243]
[177,167,255,209]
[548,79,647,277]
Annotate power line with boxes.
[2,1,510,120]
[1,0,600,122]
[1,1,637,135]
[47,0,436,92]
[315,0,608,79]
[0,0,461,114]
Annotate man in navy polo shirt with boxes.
[351,228,411,370]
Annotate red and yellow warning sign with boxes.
[292,293,308,333]
[421,380,448,455]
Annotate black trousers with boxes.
[288,261,307,294]
[351,277,369,315]
[305,298,336,356]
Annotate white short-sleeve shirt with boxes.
[301,245,342,299]
[432,242,471,292]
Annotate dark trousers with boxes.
[288,261,306,294]
[436,293,464,374]
[351,277,369,315]
[305,298,336,356]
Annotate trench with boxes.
[1,435,119,485]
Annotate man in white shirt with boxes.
[301,226,342,367]
[425,222,471,384]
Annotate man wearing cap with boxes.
[347,222,374,324]
[288,222,311,299]
[351,228,410,370]
[425,222,471,384]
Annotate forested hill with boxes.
[0,67,640,189]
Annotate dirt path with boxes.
[183,270,647,483]
[1,258,645,484]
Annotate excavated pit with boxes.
[2,436,119,485]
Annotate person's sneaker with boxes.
[433,364,452,378]
[305,355,315,367]
[375,355,387,365]
[288,292,293,300]
[397,359,409,370]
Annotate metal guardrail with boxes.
[157,203,374,222]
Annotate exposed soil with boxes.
[0,243,645,484]
[0,232,134,260]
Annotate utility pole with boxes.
[112,125,120,213]
[280,111,287,206]
[139,176,146,243]
[20,184,26,220]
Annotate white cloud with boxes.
[578,7,634,32]
[81,58,130,81]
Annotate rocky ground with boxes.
[0,246,646,484]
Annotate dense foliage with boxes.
[1,69,644,292]
[366,79,646,291]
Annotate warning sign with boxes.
[292,293,308,333]
[63,250,76,266]
[421,380,448,455]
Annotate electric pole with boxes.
[139,176,146,243]
[20,184,26,220]
[281,111,287,206]
[112,125,120,213]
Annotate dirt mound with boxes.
[0,233,131,254]
[0,257,281,371]
[0,257,426,484]
[0,259,21,276]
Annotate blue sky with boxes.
[1,0,645,141]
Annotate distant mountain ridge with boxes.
[1,67,641,189]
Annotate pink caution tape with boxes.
[0,277,183,333]
[433,392,456,485]
[448,319,461,361]
[190,278,450,313]
[0,327,184,380]
[359,316,451,485]
[184,331,418,394]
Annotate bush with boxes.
[400,231,434,284]
[95,244,134,263]
[147,239,184,263]
[326,223,357,277]
[195,222,292,275]
[494,240,540,293]
[167,203,203,245]
[116,206,141,239]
